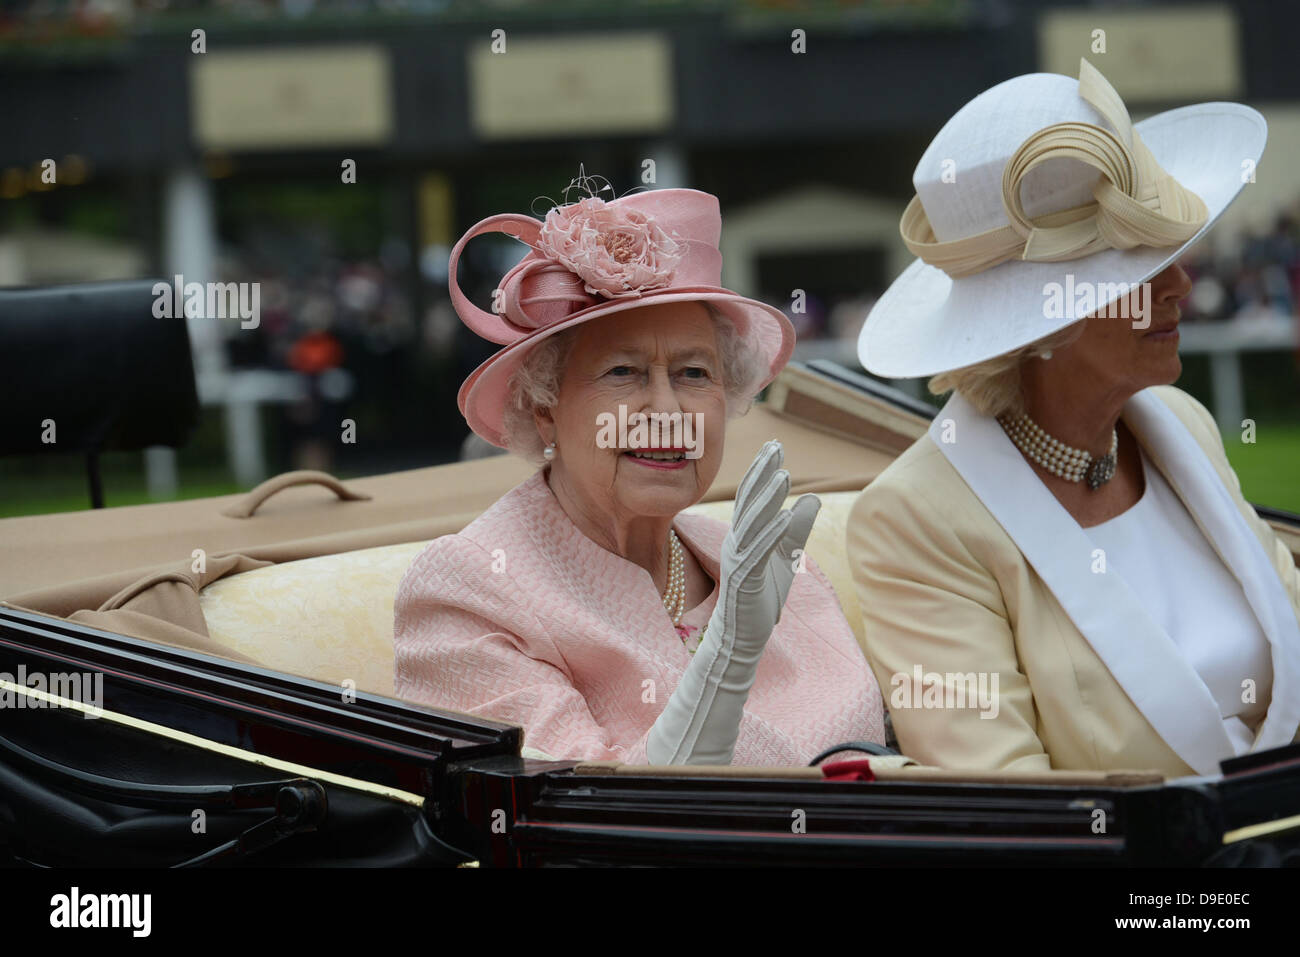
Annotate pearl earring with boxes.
[543,442,556,461]
[1040,349,1053,360]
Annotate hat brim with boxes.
[858,102,1268,379]
[458,287,795,449]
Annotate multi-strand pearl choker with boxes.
[997,413,1118,490]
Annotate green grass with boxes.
[1220,422,1300,516]
[0,468,244,519]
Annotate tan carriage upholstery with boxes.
[195,492,868,699]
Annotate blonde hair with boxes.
[928,322,1084,418]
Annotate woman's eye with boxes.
[681,366,710,379]
[607,365,636,377]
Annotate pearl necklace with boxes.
[662,530,704,654]
[997,412,1118,489]
[662,529,687,625]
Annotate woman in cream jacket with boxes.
[848,59,1300,778]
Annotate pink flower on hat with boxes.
[536,196,685,300]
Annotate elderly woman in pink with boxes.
[393,179,884,765]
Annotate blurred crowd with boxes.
[1181,204,1300,322]
[214,221,447,472]
[220,226,418,376]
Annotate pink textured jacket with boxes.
[393,471,885,764]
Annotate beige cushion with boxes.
[199,542,426,697]
[199,492,865,699]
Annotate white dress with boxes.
[1085,447,1274,755]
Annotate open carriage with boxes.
[2,283,1300,867]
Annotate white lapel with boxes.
[931,392,1234,775]
[1122,389,1300,756]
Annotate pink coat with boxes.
[393,471,885,765]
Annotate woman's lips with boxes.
[1144,308,1181,341]
[623,450,690,471]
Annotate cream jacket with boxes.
[848,385,1300,778]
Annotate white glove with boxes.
[646,440,821,765]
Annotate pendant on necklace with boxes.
[1086,453,1117,490]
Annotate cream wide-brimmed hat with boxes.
[857,58,1267,379]
[448,184,795,449]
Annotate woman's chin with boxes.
[624,495,700,520]
[1141,353,1183,389]
[616,461,705,514]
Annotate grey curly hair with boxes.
[501,301,769,465]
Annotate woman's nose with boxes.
[1153,262,1193,303]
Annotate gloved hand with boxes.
[646,440,821,765]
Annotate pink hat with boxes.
[449,186,796,449]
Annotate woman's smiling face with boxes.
[537,301,728,523]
